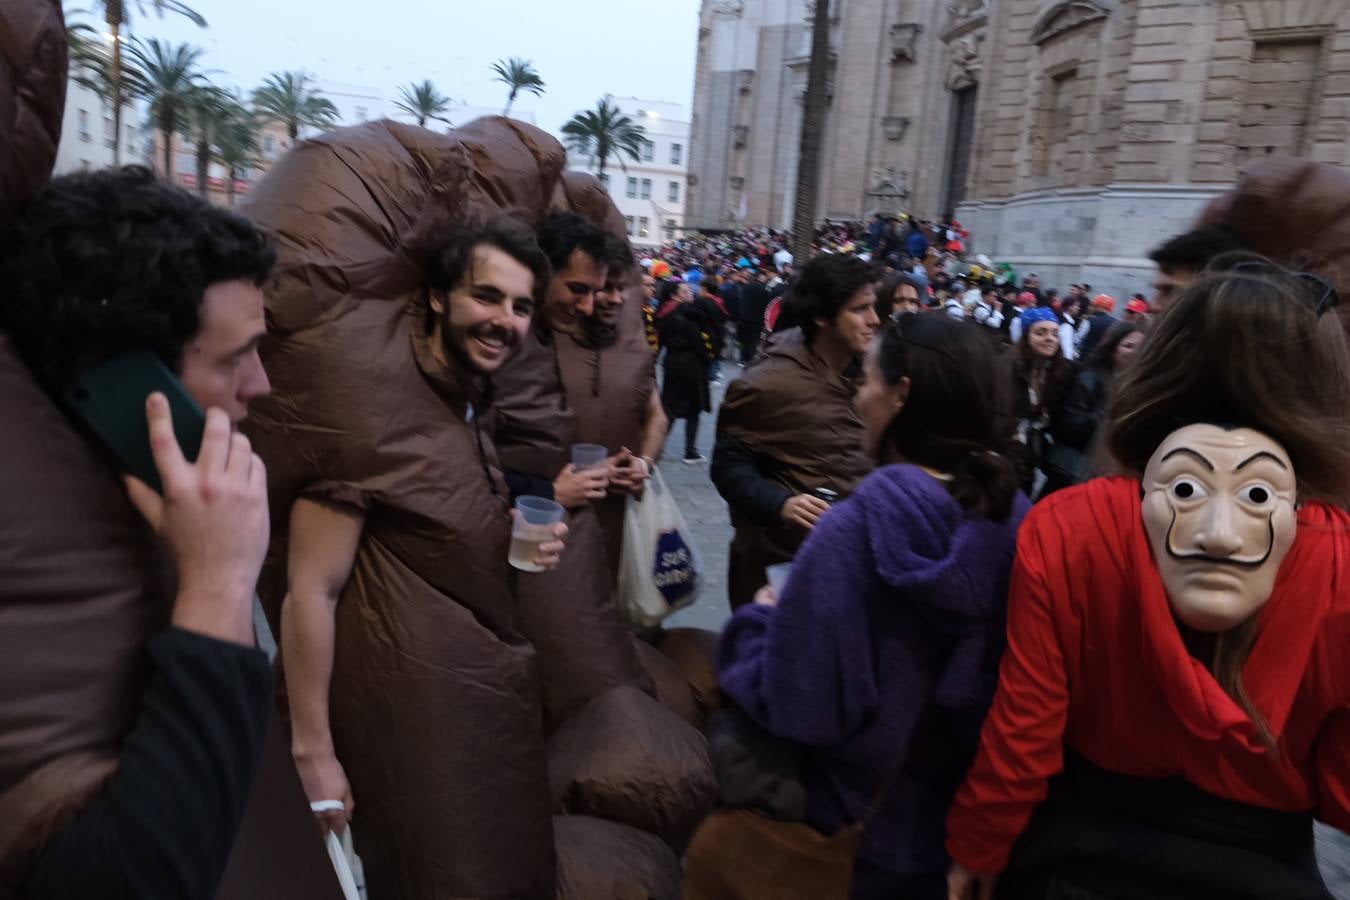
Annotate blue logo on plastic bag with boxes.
[653,528,698,605]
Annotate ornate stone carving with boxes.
[729,175,745,191]
[866,167,910,214]
[946,31,985,90]
[1030,0,1110,46]
[710,0,744,17]
[942,0,989,39]
[688,173,700,187]
[882,115,911,142]
[733,125,749,149]
[890,22,923,64]
[737,69,754,94]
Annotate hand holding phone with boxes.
[124,394,270,646]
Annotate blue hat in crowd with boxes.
[1019,306,1059,328]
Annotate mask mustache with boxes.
[1164,507,1274,570]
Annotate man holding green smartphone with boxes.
[0,166,342,899]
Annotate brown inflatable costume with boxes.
[716,328,874,608]
[243,117,713,900]
[0,4,341,899]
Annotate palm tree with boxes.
[561,99,647,182]
[252,71,340,140]
[125,38,206,180]
[792,0,832,261]
[491,57,544,117]
[215,105,261,208]
[179,84,232,197]
[86,1,207,165]
[395,80,453,128]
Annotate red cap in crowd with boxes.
[1091,294,1117,312]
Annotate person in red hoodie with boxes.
[946,257,1350,900]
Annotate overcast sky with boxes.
[88,0,700,135]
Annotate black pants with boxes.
[737,322,760,363]
[681,414,701,457]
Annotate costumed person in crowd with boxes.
[876,271,924,321]
[1057,294,1085,361]
[947,259,1350,900]
[997,307,1073,496]
[706,314,1029,899]
[249,118,713,900]
[1075,293,1119,359]
[0,168,343,897]
[973,286,1006,336]
[696,275,731,383]
[557,233,668,582]
[712,254,877,609]
[1040,322,1146,499]
[260,213,566,899]
[657,279,714,463]
[1125,295,1151,324]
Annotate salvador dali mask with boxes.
[1141,424,1298,633]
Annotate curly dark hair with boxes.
[790,253,877,343]
[423,213,552,332]
[534,211,607,273]
[0,166,275,394]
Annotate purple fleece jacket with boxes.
[718,464,1029,879]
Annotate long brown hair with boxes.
[1106,257,1350,747]
[1015,321,1072,414]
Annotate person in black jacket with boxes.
[737,268,772,363]
[657,279,713,462]
[1040,321,1146,498]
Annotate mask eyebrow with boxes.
[1235,450,1289,472]
[1160,447,1216,472]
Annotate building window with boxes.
[103,115,115,148]
[670,143,683,166]
[598,173,610,188]
[1035,68,1078,179]
[640,178,652,199]
[638,216,650,238]
[125,124,135,149]
[641,140,655,162]
[626,177,637,198]
[355,106,368,121]
[1237,40,1320,164]
[78,109,91,142]
[175,150,196,176]
[264,134,276,156]
[664,218,677,238]
[624,215,636,235]
[668,181,681,203]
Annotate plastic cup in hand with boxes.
[766,562,793,596]
[510,496,564,573]
[572,443,609,472]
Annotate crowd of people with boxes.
[2,8,1349,900]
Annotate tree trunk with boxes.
[106,1,124,166]
[196,135,210,199]
[226,169,237,207]
[287,120,298,140]
[161,120,174,180]
[504,87,516,117]
[792,0,832,262]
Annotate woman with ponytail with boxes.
[717,314,1029,898]
[947,258,1350,900]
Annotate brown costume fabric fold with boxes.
[554,816,681,900]
[1197,157,1350,291]
[715,328,873,607]
[0,0,65,229]
[0,334,343,900]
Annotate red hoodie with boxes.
[947,477,1350,874]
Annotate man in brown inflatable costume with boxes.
[557,233,669,581]
[0,167,343,900]
[260,215,569,899]
[712,252,879,608]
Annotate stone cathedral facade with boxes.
[688,0,1350,295]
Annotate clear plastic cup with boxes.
[571,443,609,472]
[766,562,793,596]
[510,496,565,573]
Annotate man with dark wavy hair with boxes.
[712,253,879,608]
[0,166,342,899]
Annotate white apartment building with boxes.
[569,96,689,251]
[53,75,150,176]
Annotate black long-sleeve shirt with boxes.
[22,627,272,900]
[711,432,792,527]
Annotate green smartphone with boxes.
[64,351,206,494]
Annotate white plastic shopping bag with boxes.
[312,800,364,900]
[618,467,704,628]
